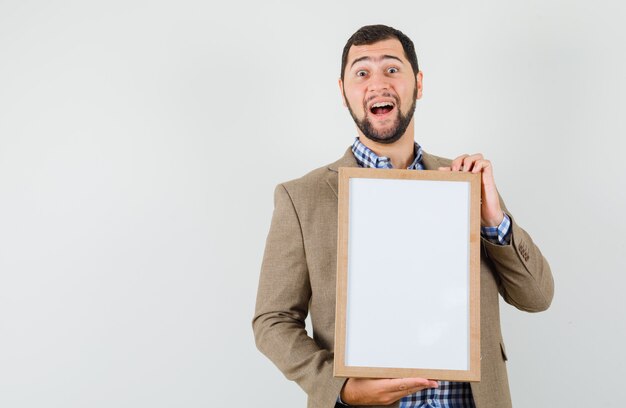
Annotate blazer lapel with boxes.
[421,151,446,170]
[326,147,358,198]
[325,146,447,198]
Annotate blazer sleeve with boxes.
[252,184,346,407]
[482,196,555,312]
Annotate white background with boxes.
[0,1,624,407]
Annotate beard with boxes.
[346,86,417,145]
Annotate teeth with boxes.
[372,102,394,108]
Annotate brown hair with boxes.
[340,24,419,81]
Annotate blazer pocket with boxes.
[500,341,508,361]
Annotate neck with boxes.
[358,122,416,169]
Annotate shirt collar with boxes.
[351,137,424,170]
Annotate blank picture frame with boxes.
[334,167,481,381]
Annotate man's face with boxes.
[340,38,423,144]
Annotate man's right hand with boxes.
[340,377,439,406]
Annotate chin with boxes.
[364,122,403,144]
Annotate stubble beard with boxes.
[346,86,418,145]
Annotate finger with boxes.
[471,159,492,173]
[388,380,439,400]
[405,385,438,395]
[386,377,432,391]
[461,153,483,172]
[409,379,438,387]
[438,166,451,171]
[451,155,469,171]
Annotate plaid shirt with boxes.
[346,137,511,408]
[351,138,511,246]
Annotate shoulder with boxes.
[280,166,328,195]
[273,147,453,198]
[420,150,453,170]
[277,147,354,197]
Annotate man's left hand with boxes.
[439,153,504,227]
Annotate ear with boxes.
[416,71,423,100]
[338,78,347,107]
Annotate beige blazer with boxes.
[253,147,554,408]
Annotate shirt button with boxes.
[427,399,433,404]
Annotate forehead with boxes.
[346,38,407,66]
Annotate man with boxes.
[253,24,554,408]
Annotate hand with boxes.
[438,153,504,227]
[340,377,439,406]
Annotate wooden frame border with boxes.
[334,167,481,381]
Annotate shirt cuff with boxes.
[480,213,512,246]
[336,395,350,406]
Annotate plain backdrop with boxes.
[1,1,625,407]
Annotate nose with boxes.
[367,71,390,93]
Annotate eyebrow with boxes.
[350,55,404,69]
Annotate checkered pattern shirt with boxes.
[351,138,511,246]
[348,137,511,408]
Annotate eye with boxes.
[356,70,368,77]
[387,67,399,74]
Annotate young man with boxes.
[253,24,554,408]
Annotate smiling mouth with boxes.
[369,101,395,117]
